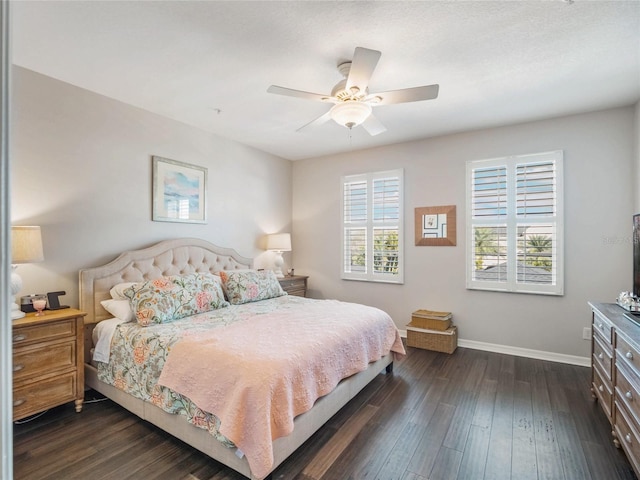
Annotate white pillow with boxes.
[101,298,134,322]
[110,282,138,300]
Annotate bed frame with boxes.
[79,238,393,480]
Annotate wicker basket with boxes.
[406,323,457,354]
[411,309,452,331]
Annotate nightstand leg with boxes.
[75,399,83,413]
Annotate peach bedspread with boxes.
[157,299,405,479]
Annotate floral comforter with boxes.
[96,294,405,469]
[96,295,312,446]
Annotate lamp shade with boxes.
[265,233,291,252]
[330,101,372,129]
[12,226,44,264]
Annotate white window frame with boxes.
[466,151,564,295]
[341,169,404,284]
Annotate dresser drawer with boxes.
[13,371,76,420]
[593,361,613,421]
[13,340,76,382]
[616,361,640,426]
[13,319,76,347]
[593,333,613,381]
[617,332,640,377]
[615,400,640,472]
[593,310,614,345]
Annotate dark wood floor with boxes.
[13,345,638,480]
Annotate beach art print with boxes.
[152,156,207,223]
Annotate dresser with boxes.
[278,275,308,297]
[12,308,86,421]
[590,302,640,476]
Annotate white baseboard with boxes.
[399,330,590,367]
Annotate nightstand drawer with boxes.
[13,340,76,382]
[13,371,76,420]
[13,319,76,347]
[279,276,308,297]
[284,279,306,289]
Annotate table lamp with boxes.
[265,233,291,278]
[11,226,44,320]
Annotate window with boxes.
[466,151,563,295]
[342,169,404,283]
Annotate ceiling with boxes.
[11,1,640,161]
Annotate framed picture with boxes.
[415,205,456,246]
[152,156,207,223]
[423,214,438,229]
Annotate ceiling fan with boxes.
[267,46,439,136]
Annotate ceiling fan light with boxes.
[330,101,372,129]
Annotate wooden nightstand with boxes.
[12,308,86,421]
[279,275,309,297]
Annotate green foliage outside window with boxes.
[523,234,552,270]
[374,231,399,273]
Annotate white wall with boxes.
[11,67,292,308]
[292,107,636,358]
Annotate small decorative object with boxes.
[32,296,47,316]
[617,291,640,313]
[415,205,456,246]
[152,156,207,224]
[406,325,458,354]
[410,309,452,331]
[10,226,45,320]
[265,233,291,278]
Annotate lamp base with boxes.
[11,266,26,319]
[11,303,25,320]
[273,251,285,278]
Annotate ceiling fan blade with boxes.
[296,109,333,132]
[267,85,334,103]
[361,114,387,136]
[370,84,439,105]
[346,47,381,92]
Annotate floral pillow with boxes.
[123,273,229,326]
[219,269,286,305]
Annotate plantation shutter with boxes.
[342,170,404,283]
[466,151,563,295]
[343,179,367,275]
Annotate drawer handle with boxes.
[626,433,633,444]
[627,391,634,400]
[599,384,604,392]
[12,334,27,342]
[627,351,634,360]
[598,353,604,360]
[13,399,25,407]
[12,364,24,372]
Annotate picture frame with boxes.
[152,156,207,224]
[415,205,456,246]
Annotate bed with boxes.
[79,238,405,480]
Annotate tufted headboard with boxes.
[79,238,252,325]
